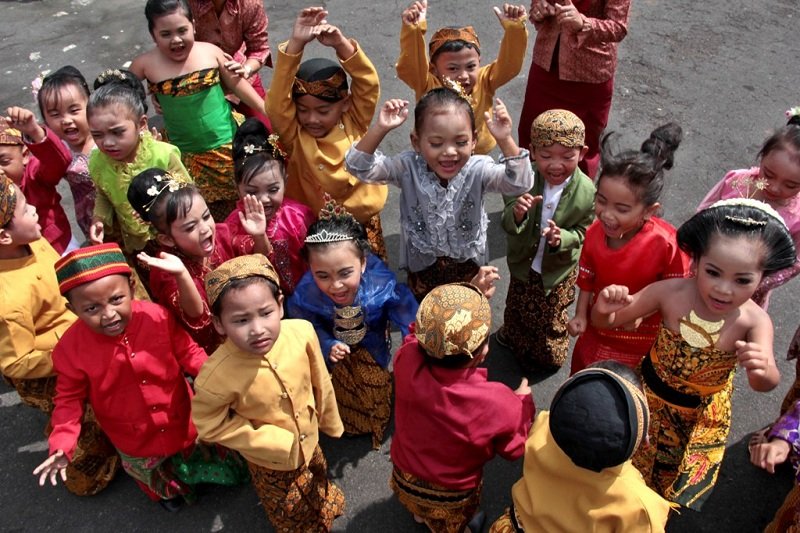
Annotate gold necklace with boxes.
[678,310,724,349]
[334,305,366,345]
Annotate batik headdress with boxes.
[0,121,23,146]
[530,109,586,148]
[415,282,491,359]
[55,243,132,295]
[205,254,281,308]
[428,26,480,59]
[0,174,17,227]
[293,58,349,102]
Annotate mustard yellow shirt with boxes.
[191,319,343,470]
[267,40,387,225]
[0,239,75,379]
[396,18,528,155]
[512,411,671,532]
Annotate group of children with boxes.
[2,0,800,531]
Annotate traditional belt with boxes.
[641,355,701,409]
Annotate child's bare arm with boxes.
[285,7,328,55]
[137,252,205,318]
[737,310,780,392]
[216,46,266,112]
[354,99,409,154]
[568,289,591,336]
[485,98,520,157]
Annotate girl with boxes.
[345,88,533,300]
[130,0,266,222]
[128,168,269,354]
[267,7,387,258]
[287,205,418,449]
[225,118,315,295]
[591,199,796,509]
[567,123,688,372]
[36,66,96,238]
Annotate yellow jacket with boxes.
[0,238,75,379]
[267,40,387,224]
[192,319,343,470]
[396,18,528,155]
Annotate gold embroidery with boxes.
[678,310,724,349]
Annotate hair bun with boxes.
[641,122,682,170]
[233,117,270,159]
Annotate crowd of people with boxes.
[1,0,799,531]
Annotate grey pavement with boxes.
[0,0,797,531]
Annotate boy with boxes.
[497,109,595,371]
[0,176,117,496]
[267,7,387,257]
[391,282,534,533]
[33,243,227,511]
[396,1,528,154]
[192,254,345,531]
[1,107,74,253]
[490,361,671,532]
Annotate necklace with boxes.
[333,304,366,345]
[679,310,724,349]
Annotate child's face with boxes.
[238,164,286,222]
[161,193,216,261]
[531,143,587,186]
[430,48,480,95]
[295,94,351,139]
[0,185,41,245]
[411,106,476,182]
[89,104,146,163]
[66,274,134,337]
[42,85,91,152]
[694,234,764,317]
[594,176,657,243]
[756,147,800,205]
[308,242,366,306]
[151,9,195,63]
[0,144,28,183]
[212,280,284,356]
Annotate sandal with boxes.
[748,425,771,454]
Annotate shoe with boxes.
[467,509,486,533]
[158,497,184,512]
[494,327,512,349]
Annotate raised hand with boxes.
[33,450,69,487]
[485,98,513,142]
[376,99,410,131]
[5,106,45,142]
[494,3,527,23]
[402,0,427,25]
[529,0,556,23]
[735,340,770,378]
[471,265,501,299]
[513,193,542,223]
[137,251,188,276]
[543,219,561,247]
[239,194,267,236]
[555,0,585,33]
[290,7,328,46]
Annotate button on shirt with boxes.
[532,177,570,274]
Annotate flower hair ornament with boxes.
[143,172,186,213]
[441,77,474,106]
[30,73,46,101]
[786,106,800,121]
[709,197,788,228]
[304,193,358,244]
[96,68,125,85]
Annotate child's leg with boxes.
[248,446,345,531]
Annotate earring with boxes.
[138,130,145,138]
[338,122,345,130]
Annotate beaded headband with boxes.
[429,26,480,59]
[709,198,787,228]
[293,70,348,101]
[304,194,358,245]
[95,68,126,86]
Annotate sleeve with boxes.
[395,20,435,99]
[88,156,114,227]
[768,400,800,465]
[25,127,71,186]
[192,375,296,465]
[0,309,55,379]
[386,282,418,338]
[168,312,208,376]
[493,390,535,462]
[48,342,88,459]
[556,200,594,253]
[697,170,740,212]
[305,324,344,437]
[571,0,630,48]
[241,1,270,65]
[481,151,535,196]
[150,270,214,340]
[341,40,380,133]
[344,147,404,187]
[482,17,529,93]
[266,42,302,150]
[662,232,690,279]
[286,295,338,365]
[752,260,800,307]
[501,193,529,235]
[576,230,596,291]
[166,147,191,182]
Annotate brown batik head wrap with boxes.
[205,254,282,309]
[0,174,18,227]
[293,58,349,102]
[530,109,586,148]
[428,26,480,59]
[415,282,491,359]
[0,121,23,146]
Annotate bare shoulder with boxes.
[740,299,772,328]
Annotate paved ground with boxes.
[0,0,797,531]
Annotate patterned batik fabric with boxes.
[390,467,481,533]
[406,257,480,302]
[632,326,737,510]
[489,506,525,533]
[765,485,800,533]
[501,269,577,371]
[118,448,195,501]
[781,325,800,414]
[182,148,239,206]
[529,109,586,149]
[330,345,392,449]
[363,214,387,262]
[248,445,345,532]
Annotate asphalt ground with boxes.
[0,0,797,531]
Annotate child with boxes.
[128,168,269,354]
[397,1,528,154]
[226,118,316,294]
[497,109,595,372]
[0,177,118,496]
[345,89,533,300]
[130,0,266,222]
[192,254,345,531]
[390,282,534,533]
[750,399,800,532]
[35,243,246,510]
[568,123,688,373]
[0,107,73,254]
[591,199,796,509]
[490,361,670,532]
[266,7,388,257]
[287,205,418,448]
[36,66,97,238]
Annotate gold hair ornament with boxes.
[441,77,473,106]
[143,173,185,212]
[96,69,125,85]
[709,198,787,228]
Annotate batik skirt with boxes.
[766,484,800,533]
[407,257,480,302]
[489,505,525,533]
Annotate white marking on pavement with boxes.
[29,52,41,61]
[63,44,77,52]
[0,390,21,407]
[18,440,49,453]
[211,514,224,532]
